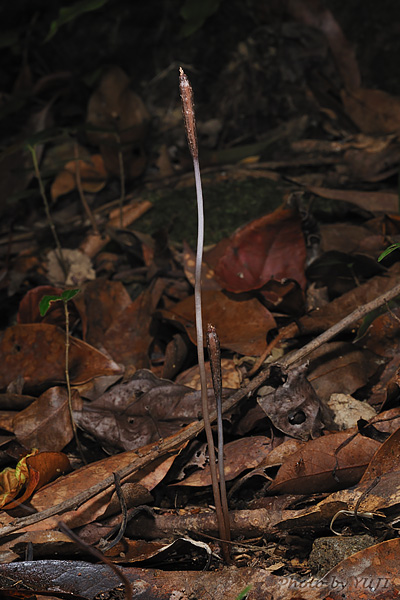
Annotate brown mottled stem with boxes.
[179,67,228,560]
[207,324,231,560]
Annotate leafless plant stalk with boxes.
[179,67,229,561]
[207,323,231,561]
[28,143,68,277]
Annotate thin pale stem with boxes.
[74,143,99,235]
[29,144,68,278]
[114,131,126,228]
[193,157,229,560]
[63,300,86,464]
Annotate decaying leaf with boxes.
[159,289,276,356]
[257,363,328,440]
[206,206,307,292]
[74,369,232,451]
[50,154,107,201]
[173,437,272,486]
[0,450,70,510]
[0,324,123,392]
[13,386,83,451]
[268,429,380,495]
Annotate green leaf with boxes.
[39,289,80,316]
[179,0,221,37]
[61,288,80,302]
[44,0,109,43]
[39,295,63,317]
[378,243,400,262]
[235,586,252,600]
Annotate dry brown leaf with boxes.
[24,444,181,531]
[13,387,83,451]
[268,430,380,495]
[173,437,272,486]
[159,290,276,356]
[50,154,107,202]
[175,358,241,390]
[0,324,123,393]
[341,87,400,134]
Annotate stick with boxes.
[0,280,399,538]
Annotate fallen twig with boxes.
[0,280,400,538]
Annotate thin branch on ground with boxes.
[1,280,400,539]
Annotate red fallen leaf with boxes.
[159,289,276,356]
[205,207,307,292]
[1,451,70,510]
[0,324,123,393]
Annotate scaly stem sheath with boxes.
[207,324,231,561]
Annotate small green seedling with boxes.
[39,288,85,462]
[378,243,400,261]
[356,244,400,340]
[235,585,252,600]
[39,289,81,316]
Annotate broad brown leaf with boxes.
[73,369,231,451]
[24,442,181,531]
[206,207,307,292]
[159,289,276,356]
[13,387,83,451]
[341,87,400,134]
[321,538,400,598]
[50,154,107,202]
[0,324,123,393]
[173,437,272,486]
[268,430,380,495]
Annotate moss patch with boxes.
[136,177,283,247]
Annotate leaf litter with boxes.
[1,1,400,598]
